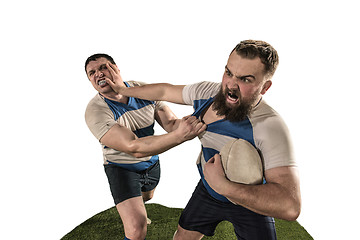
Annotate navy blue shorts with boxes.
[104,160,160,205]
[179,180,277,240]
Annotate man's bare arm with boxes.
[204,154,301,221]
[100,116,206,158]
[154,105,180,133]
[105,62,185,104]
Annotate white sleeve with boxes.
[254,115,296,170]
[85,95,117,141]
[182,81,221,105]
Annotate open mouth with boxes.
[98,79,107,87]
[227,91,239,103]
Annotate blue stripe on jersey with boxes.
[104,98,155,121]
[199,146,230,202]
[133,123,155,138]
[107,155,159,172]
[202,147,219,162]
[207,119,255,147]
[192,98,213,118]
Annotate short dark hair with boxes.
[84,53,116,72]
[231,40,279,78]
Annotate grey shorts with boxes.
[104,160,160,205]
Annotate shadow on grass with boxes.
[62,203,313,240]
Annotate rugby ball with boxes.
[220,139,263,185]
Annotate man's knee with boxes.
[142,194,152,202]
[125,219,147,240]
[142,189,155,202]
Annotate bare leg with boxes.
[116,196,147,240]
[142,188,156,224]
[173,224,204,240]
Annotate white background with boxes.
[1,1,359,239]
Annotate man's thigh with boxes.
[141,161,160,198]
[229,208,277,240]
[178,180,223,237]
[116,196,147,237]
[140,160,161,193]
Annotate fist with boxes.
[176,115,206,141]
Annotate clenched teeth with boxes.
[98,80,106,86]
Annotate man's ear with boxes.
[261,80,272,95]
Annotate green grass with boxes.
[62,203,313,240]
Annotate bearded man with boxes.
[105,40,301,240]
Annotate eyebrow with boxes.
[87,64,107,75]
[225,65,256,81]
[99,64,107,69]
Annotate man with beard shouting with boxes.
[105,40,301,240]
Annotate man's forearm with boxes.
[120,83,167,101]
[129,116,205,157]
[123,83,185,104]
[101,116,206,159]
[106,62,185,103]
[161,119,181,133]
[203,156,301,221]
[110,79,185,104]
[221,181,301,221]
[127,130,185,158]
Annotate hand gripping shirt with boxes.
[182,81,296,202]
[85,81,166,172]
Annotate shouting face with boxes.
[212,52,272,122]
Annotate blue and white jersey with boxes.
[85,81,166,172]
[182,81,296,202]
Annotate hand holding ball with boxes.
[220,139,263,185]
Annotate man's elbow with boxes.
[126,149,144,158]
[126,143,148,158]
[283,200,301,221]
[284,208,301,221]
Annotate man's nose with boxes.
[227,77,239,90]
[95,70,104,78]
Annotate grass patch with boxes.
[62,203,312,239]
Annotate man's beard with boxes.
[212,87,257,122]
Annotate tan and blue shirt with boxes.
[183,81,297,202]
[85,81,165,171]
